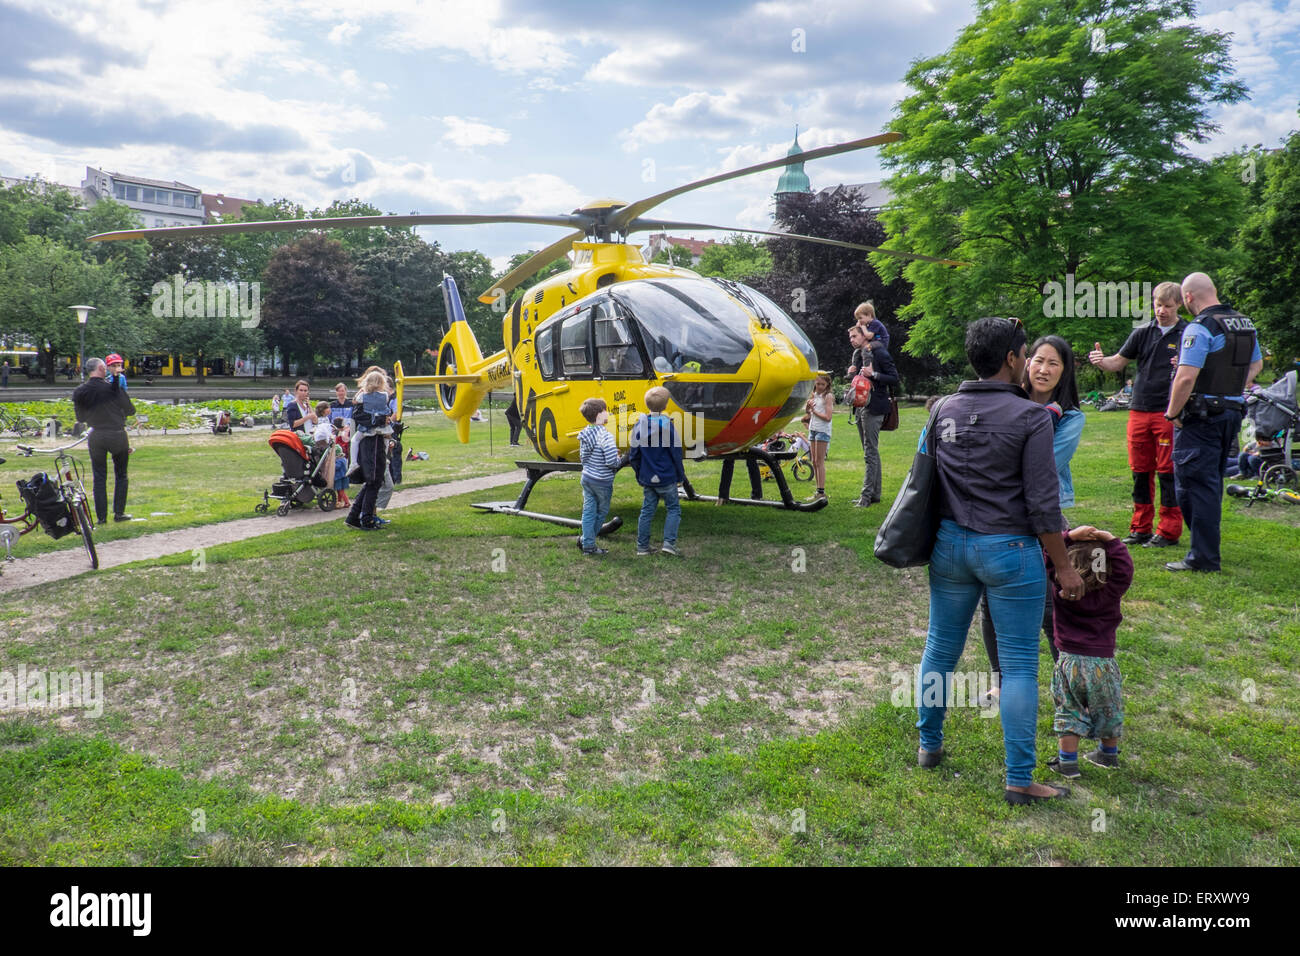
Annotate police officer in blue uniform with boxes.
[1163,273,1263,572]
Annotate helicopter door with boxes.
[531,306,595,460]
[593,300,645,379]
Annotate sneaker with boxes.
[371,517,391,527]
[344,516,371,531]
[636,548,655,556]
[1047,755,1081,779]
[1122,531,1153,546]
[582,547,609,556]
[854,497,870,507]
[1143,535,1179,548]
[113,513,133,522]
[660,543,681,557]
[917,747,943,769]
[1084,748,1120,769]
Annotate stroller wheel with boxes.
[276,502,291,517]
[254,502,268,514]
[317,489,337,512]
[1262,464,1297,490]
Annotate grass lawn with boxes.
[0,411,520,558]
[0,405,1297,865]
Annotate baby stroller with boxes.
[255,429,337,516]
[211,410,233,435]
[1245,370,1298,489]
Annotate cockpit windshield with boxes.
[612,279,753,374]
[733,282,819,372]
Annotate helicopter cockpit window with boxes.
[594,301,644,377]
[612,279,752,375]
[534,325,555,378]
[560,308,592,376]
[735,282,820,372]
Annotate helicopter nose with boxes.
[706,334,807,453]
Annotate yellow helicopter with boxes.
[91,132,962,525]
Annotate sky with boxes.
[2,0,1297,274]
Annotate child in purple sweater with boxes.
[1045,526,1134,778]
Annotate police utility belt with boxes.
[1183,394,1235,419]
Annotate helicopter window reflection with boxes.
[594,301,645,377]
[560,308,592,376]
[735,282,819,372]
[612,280,752,375]
[535,326,555,377]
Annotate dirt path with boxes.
[0,471,521,595]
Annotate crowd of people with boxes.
[910,271,1263,806]
[274,369,403,531]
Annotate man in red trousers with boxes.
[1088,281,1186,547]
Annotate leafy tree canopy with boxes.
[875,0,1247,361]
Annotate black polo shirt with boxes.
[1118,318,1186,412]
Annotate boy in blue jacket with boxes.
[626,386,687,557]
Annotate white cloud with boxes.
[441,116,511,148]
[328,21,361,45]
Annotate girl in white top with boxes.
[805,372,834,500]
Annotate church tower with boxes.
[774,129,812,219]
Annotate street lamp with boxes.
[68,305,95,381]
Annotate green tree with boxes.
[1223,121,1300,364]
[650,242,694,267]
[753,190,943,389]
[0,236,137,382]
[261,233,366,377]
[875,0,1247,361]
[220,199,308,288]
[694,235,772,281]
[353,232,445,373]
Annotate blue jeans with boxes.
[918,519,1046,787]
[1173,408,1242,571]
[637,482,681,550]
[580,478,614,551]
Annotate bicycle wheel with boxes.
[71,497,98,570]
[11,416,42,437]
[792,458,813,482]
[1279,488,1300,506]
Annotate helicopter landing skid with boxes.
[681,447,828,512]
[472,460,622,535]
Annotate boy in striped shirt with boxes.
[578,398,621,556]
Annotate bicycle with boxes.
[0,432,98,571]
[1226,475,1300,508]
[0,406,44,438]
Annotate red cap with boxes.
[105,353,124,366]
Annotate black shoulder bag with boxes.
[873,396,950,568]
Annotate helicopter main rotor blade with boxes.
[607,132,901,236]
[88,213,591,243]
[479,229,586,305]
[629,219,968,267]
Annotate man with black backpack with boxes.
[73,357,136,523]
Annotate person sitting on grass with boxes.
[625,386,687,557]
[578,397,620,557]
[1046,526,1134,779]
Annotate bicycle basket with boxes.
[16,473,76,539]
